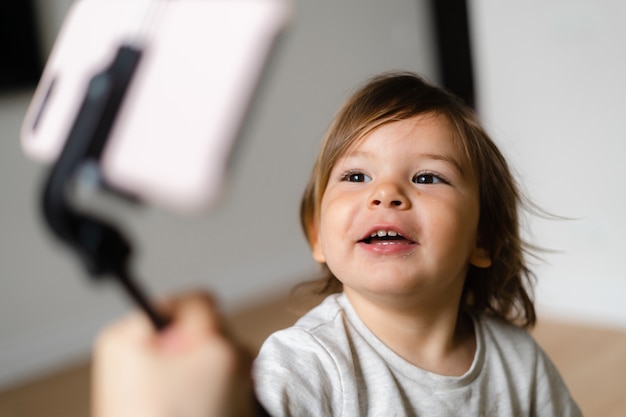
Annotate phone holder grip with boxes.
[41,45,168,330]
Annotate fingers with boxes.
[155,290,226,352]
[94,290,224,355]
[92,289,260,417]
[169,290,223,333]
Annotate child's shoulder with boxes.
[476,313,534,339]
[291,293,348,332]
[258,293,352,354]
[475,312,542,359]
[255,293,352,370]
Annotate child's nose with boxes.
[368,183,411,209]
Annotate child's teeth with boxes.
[370,230,400,238]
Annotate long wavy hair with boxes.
[296,72,537,328]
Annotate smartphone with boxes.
[21,0,291,213]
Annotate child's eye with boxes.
[341,171,372,183]
[412,172,448,185]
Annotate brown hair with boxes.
[297,72,536,328]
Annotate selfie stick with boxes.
[41,44,169,330]
[39,42,273,416]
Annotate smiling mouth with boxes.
[359,230,415,245]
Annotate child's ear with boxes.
[469,247,492,268]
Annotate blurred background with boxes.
[1,0,625,396]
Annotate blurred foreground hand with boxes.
[92,291,259,417]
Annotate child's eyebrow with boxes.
[342,150,466,176]
[419,152,466,176]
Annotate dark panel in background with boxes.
[4,1,474,98]
[431,0,475,108]
[0,2,43,92]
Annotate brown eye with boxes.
[412,173,447,185]
[341,171,371,183]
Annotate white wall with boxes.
[0,0,438,389]
[469,0,626,328]
[8,0,623,392]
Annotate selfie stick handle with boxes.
[41,45,169,331]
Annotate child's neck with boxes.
[344,289,476,377]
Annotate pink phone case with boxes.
[22,0,291,213]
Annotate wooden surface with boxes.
[1,296,624,417]
[532,319,626,417]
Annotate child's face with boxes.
[311,114,491,306]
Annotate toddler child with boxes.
[253,71,583,417]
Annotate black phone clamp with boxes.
[40,45,169,330]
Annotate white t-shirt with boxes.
[253,293,583,417]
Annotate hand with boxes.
[92,291,259,417]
